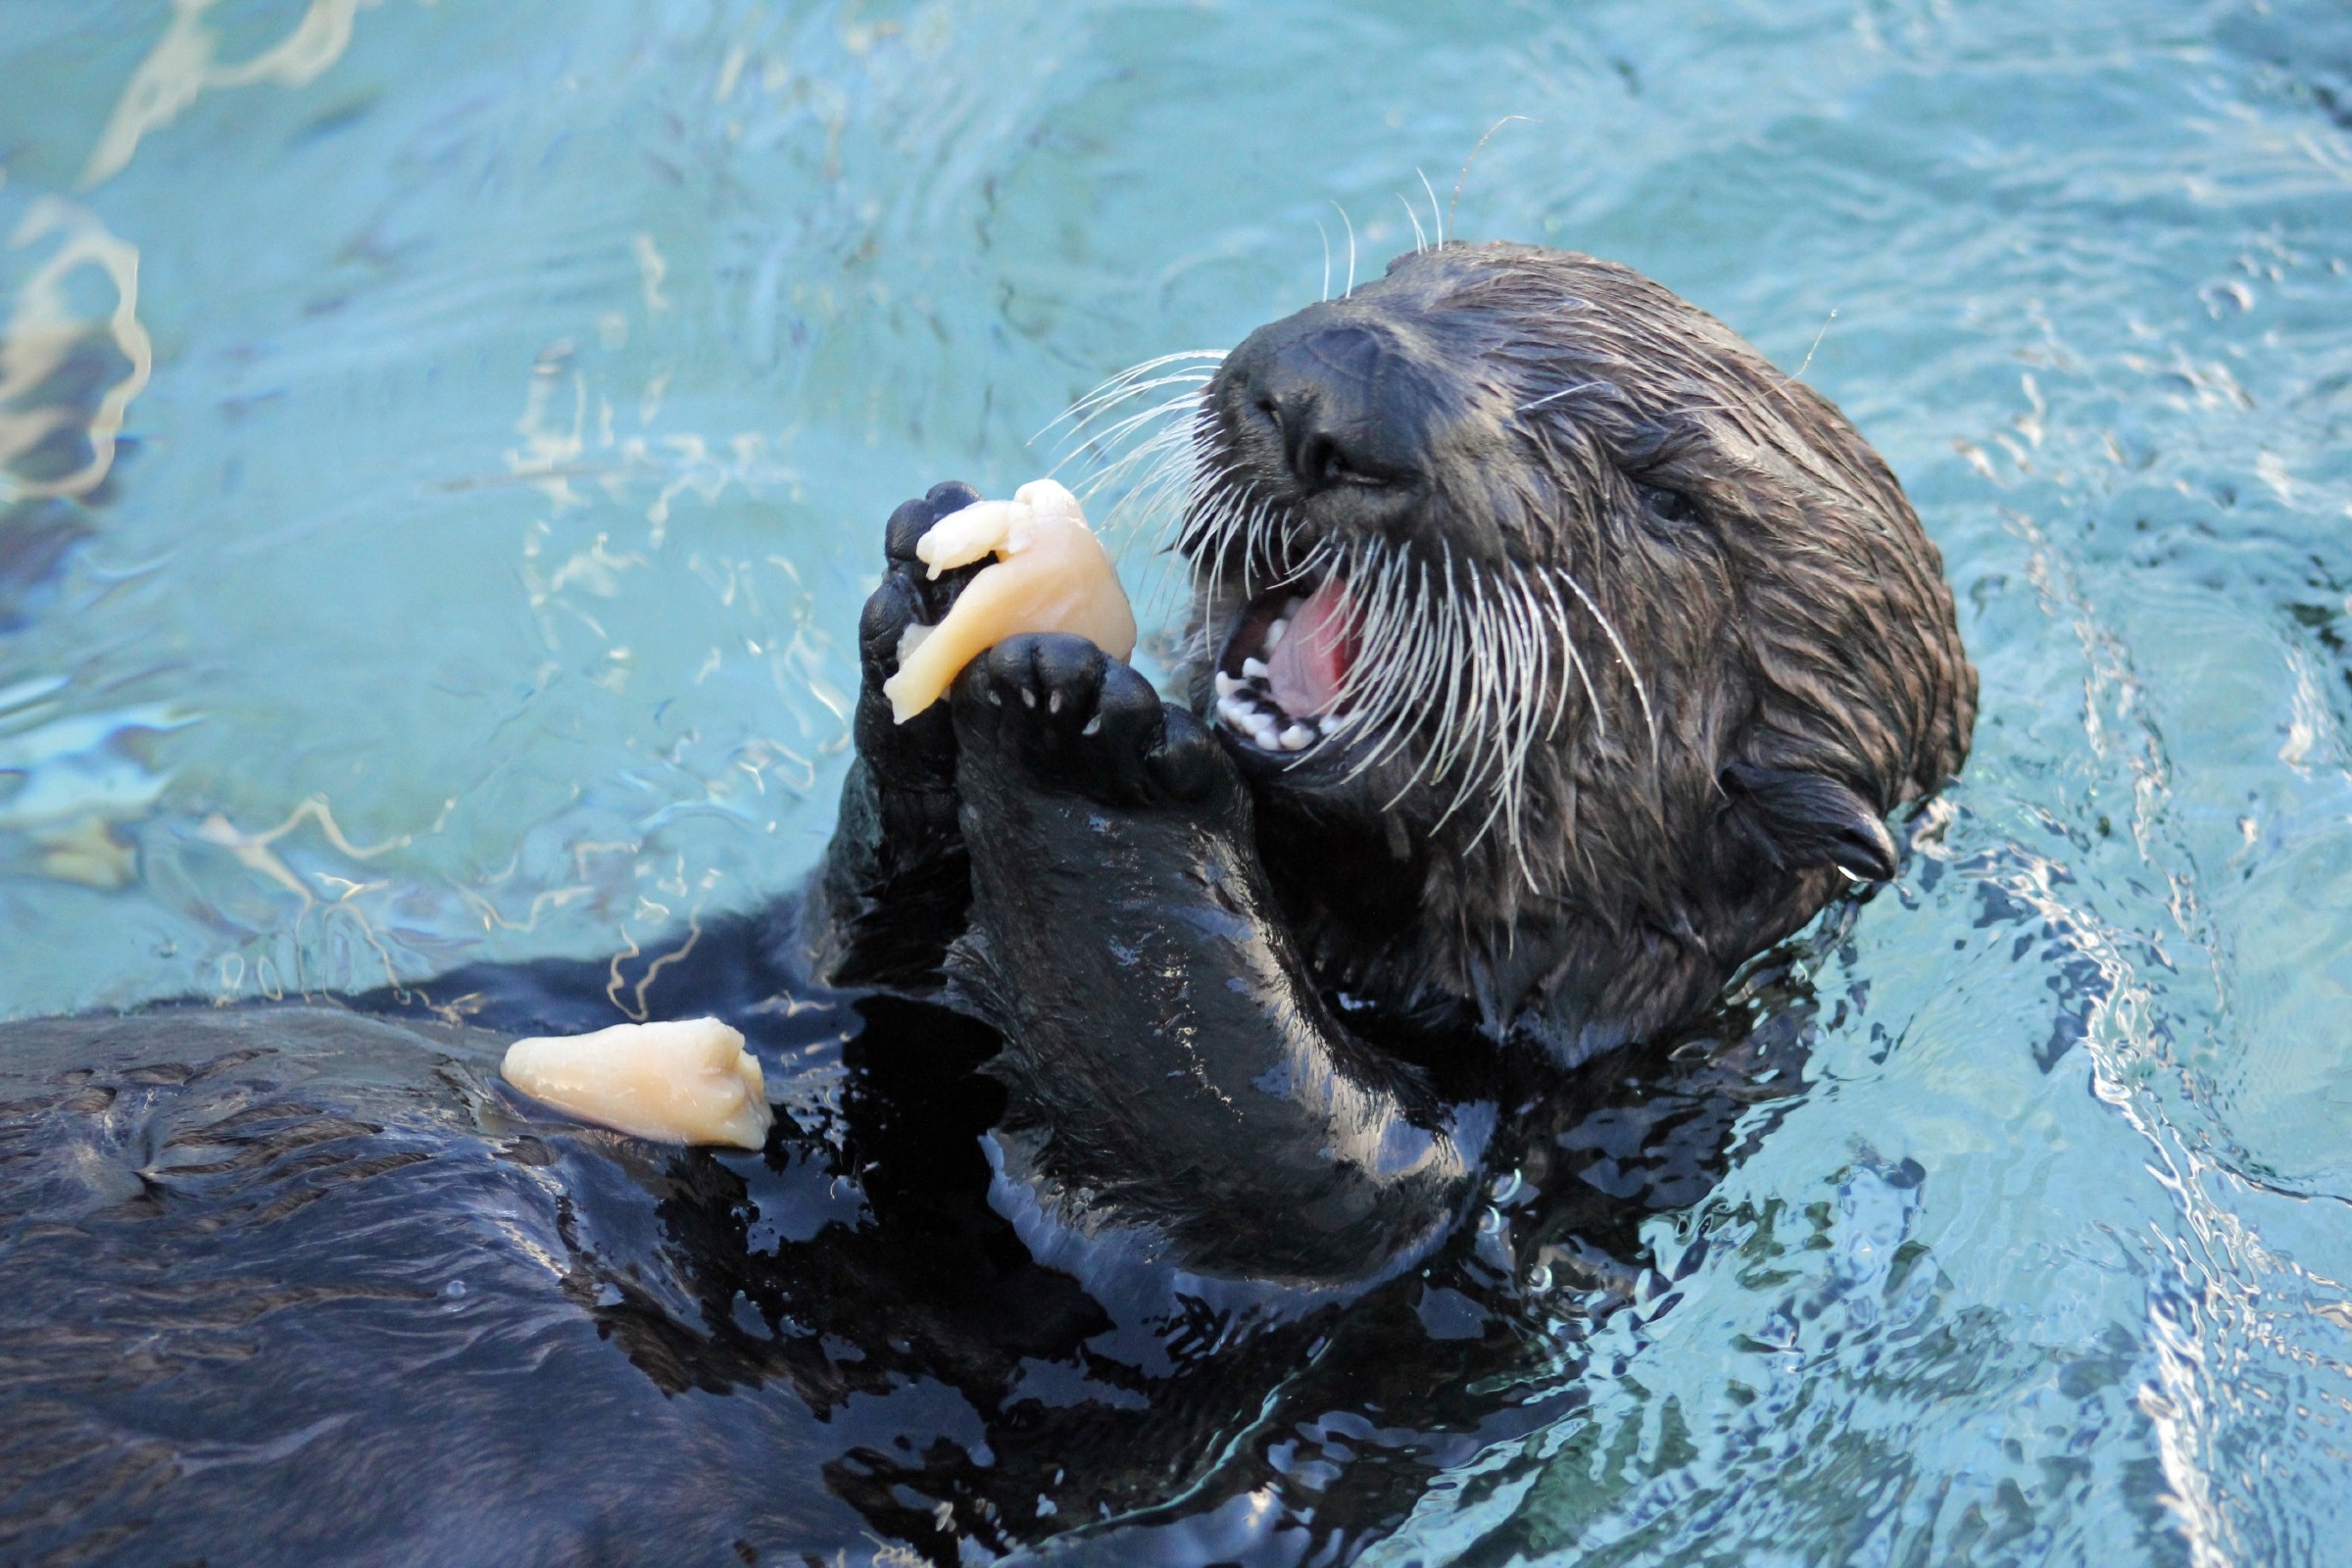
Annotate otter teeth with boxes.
[1213,669,1338,752]
[1213,689,1260,734]
[1209,595,1332,750]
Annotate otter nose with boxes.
[1234,322,1423,496]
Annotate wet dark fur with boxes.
[0,242,1972,1563]
[1179,243,1975,1062]
[798,241,1973,1286]
[0,924,1834,1567]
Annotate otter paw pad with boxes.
[954,632,1170,801]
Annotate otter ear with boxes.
[1720,761,1898,883]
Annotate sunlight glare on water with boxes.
[6,0,2352,1562]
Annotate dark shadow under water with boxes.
[0,901,1844,1567]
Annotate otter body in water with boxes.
[0,242,1972,1562]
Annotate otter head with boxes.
[1156,242,1976,1062]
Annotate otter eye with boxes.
[1639,483,1699,526]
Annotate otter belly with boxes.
[0,1004,876,1563]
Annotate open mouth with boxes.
[1212,576,1355,753]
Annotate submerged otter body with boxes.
[0,242,1971,1562]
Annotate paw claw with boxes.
[952,633,1167,803]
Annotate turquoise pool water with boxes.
[7,0,2352,1562]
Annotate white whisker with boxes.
[1532,565,1600,742]
[1416,168,1445,247]
[1516,379,1607,416]
[1060,389,1206,461]
[1332,201,1358,298]
[1034,351,1226,442]
[1449,115,1537,241]
[1555,571,1657,762]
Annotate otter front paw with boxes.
[951,632,1224,808]
[854,481,985,794]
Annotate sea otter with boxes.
[797,241,1973,1285]
[0,241,1972,1562]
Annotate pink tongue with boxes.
[1266,577,1352,717]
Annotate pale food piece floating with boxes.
[881,478,1138,722]
[502,1017,771,1150]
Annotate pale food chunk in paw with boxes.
[881,478,1138,722]
[502,1018,772,1150]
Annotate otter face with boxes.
[1185,245,1657,858]
[1168,244,1973,906]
